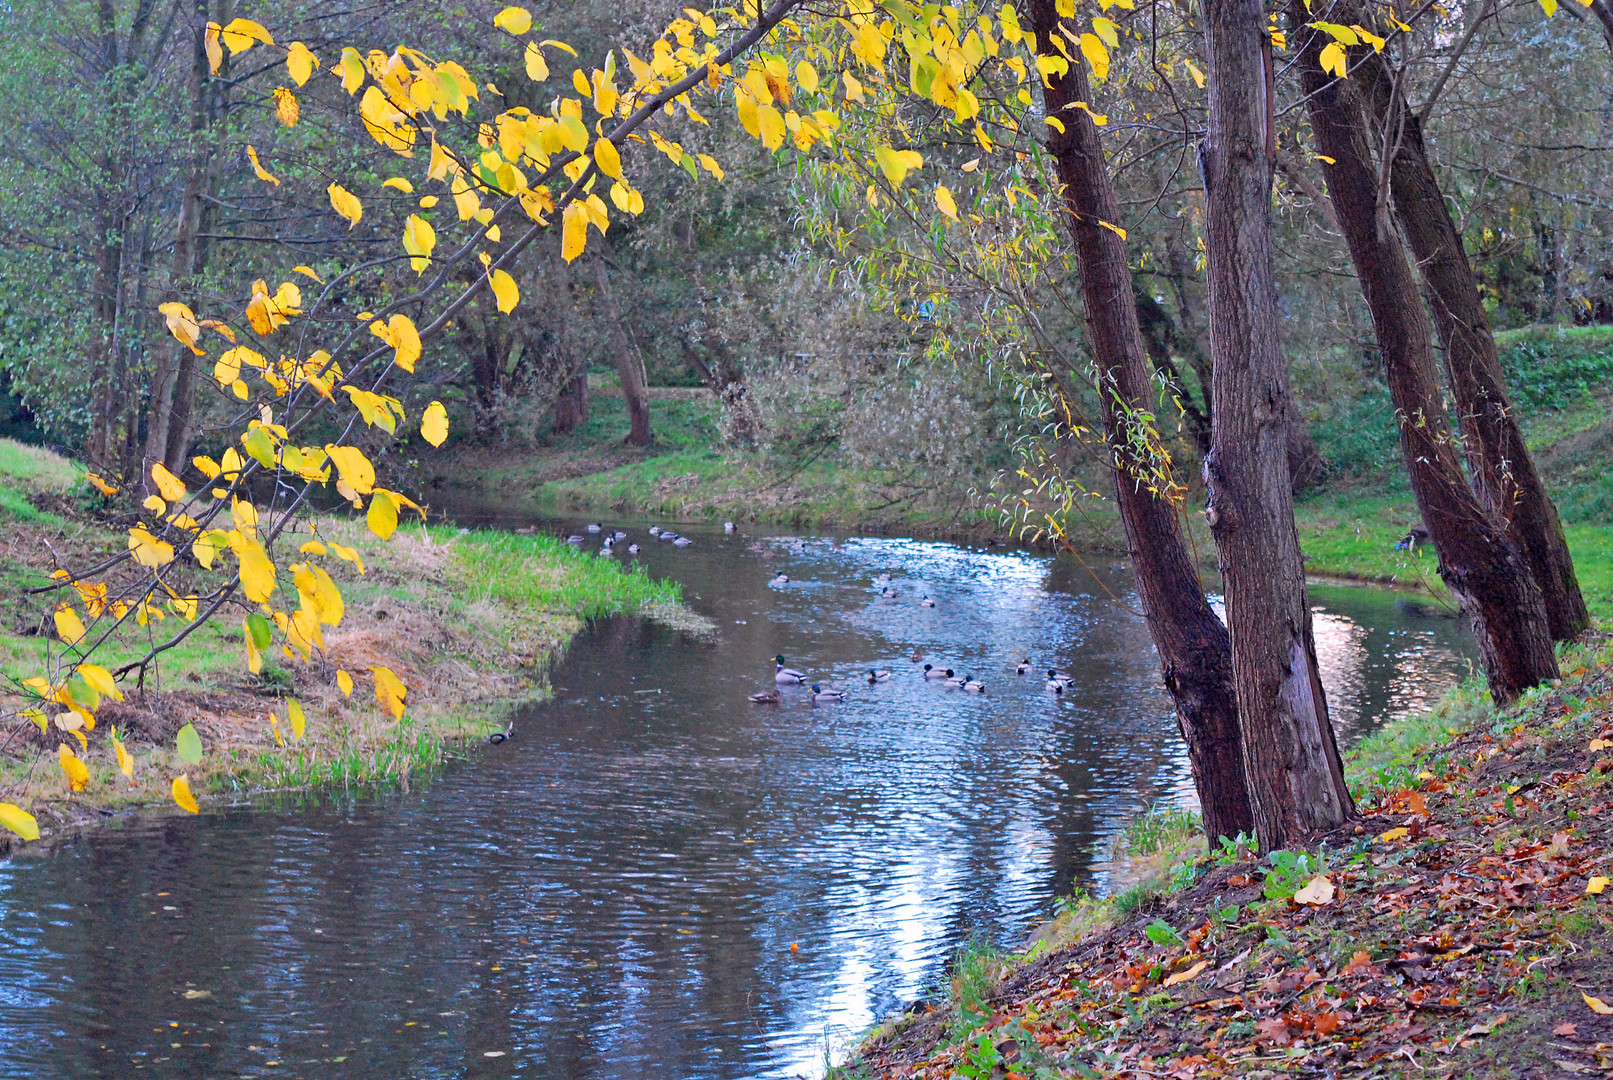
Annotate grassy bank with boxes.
[835,634,1613,1078]
[0,439,687,847]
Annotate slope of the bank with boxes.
[836,633,1613,1079]
[0,439,691,848]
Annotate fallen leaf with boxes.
[182,990,213,1000]
[1293,875,1335,906]
[1590,739,1612,752]
[1313,1010,1341,1035]
[1553,1022,1579,1036]
[1461,1011,1509,1038]
[1163,959,1211,987]
[1379,827,1410,842]
[1583,993,1613,1015]
[1588,876,1609,895]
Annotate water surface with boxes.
[0,523,1474,1079]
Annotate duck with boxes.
[585,523,603,533]
[774,655,809,684]
[962,676,986,694]
[880,587,897,599]
[923,664,953,680]
[920,596,936,607]
[649,526,662,536]
[874,572,892,584]
[1047,668,1074,685]
[565,535,584,545]
[659,530,678,542]
[673,536,693,546]
[810,684,846,702]
[1045,679,1065,694]
[771,573,790,585]
[1016,659,1032,675]
[944,672,967,689]
[598,539,615,556]
[910,650,923,662]
[487,731,509,744]
[613,530,628,540]
[748,689,782,704]
[724,521,736,533]
[627,543,641,554]
[867,669,891,683]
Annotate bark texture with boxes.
[552,372,590,434]
[1028,0,1253,843]
[1292,5,1559,703]
[1199,0,1353,850]
[592,253,652,446]
[1356,50,1589,642]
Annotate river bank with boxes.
[0,439,687,850]
[832,631,1613,1079]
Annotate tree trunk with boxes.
[1199,0,1353,850]
[552,371,590,434]
[591,252,651,446]
[1292,4,1559,703]
[1028,0,1253,844]
[1357,52,1589,642]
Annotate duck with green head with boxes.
[774,655,808,684]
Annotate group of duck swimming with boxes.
[751,653,1077,704]
[565,521,712,554]
[768,570,939,608]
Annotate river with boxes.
[0,521,1473,1079]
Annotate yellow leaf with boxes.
[87,473,118,497]
[696,154,724,181]
[935,184,959,221]
[421,401,449,447]
[1319,41,1346,78]
[489,269,519,313]
[388,313,422,372]
[758,104,786,151]
[273,87,299,127]
[205,22,223,74]
[383,177,414,193]
[1540,0,1559,13]
[367,490,399,538]
[328,183,363,228]
[172,775,200,813]
[1162,959,1210,987]
[58,744,88,793]
[562,202,588,262]
[403,213,436,273]
[339,46,366,94]
[54,605,86,646]
[1079,33,1110,80]
[1293,875,1335,906]
[219,17,274,54]
[325,445,376,494]
[293,264,324,284]
[237,542,277,604]
[594,138,623,179]
[540,38,578,56]
[112,732,134,778]
[1184,58,1205,88]
[1100,219,1128,240]
[372,666,408,718]
[874,146,924,187]
[557,114,589,153]
[0,803,40,841]
[1589,876,1610,895]
[150,462,186,502]
[246,145,280,186]
[158,301,203,351]
[287,698,307,739]
[1590,739,1612,753]
[337,669,355,697]
[77,663,124,702]
[495,6,532,33]
[286,41,318,86]
[524,42,549,81]
[796,60,819,92]
[1586,993,1613,1015]
[1378,826,1410,842]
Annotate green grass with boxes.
[448,528,680,616]
[0,436,81,521]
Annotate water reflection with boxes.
[0,523,1474,1079]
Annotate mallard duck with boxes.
[673,536,693,546]
[874,572,892,584]
[867,669,891,683]
[944,673,967,689]
[1045,679,1065,694]
[749,689,782,704]
[880,587,897,598]
[649,526,662,536]
[810,684,846,702]
[565,535,584,544]
[613,530,627,540]
[724,521,736,533]
[627,543,640,554]
[1016,658,1032,675]
[923,664,953,680]
[1047,668,1073,685]
[910,650,924,662]
[487,731,509,744]
[585,523,603,533]
[962,676,986,694]
[771,573,790,585]
[659,531,678,542]
[774,655,808,684]
[920,596,936,607]
[598,540,615,557]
